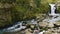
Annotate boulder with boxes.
[54,22,60,26]
[25,28,32,34]
[39,22,48,28]
[47,23,54,28]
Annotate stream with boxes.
[0,19,38,34]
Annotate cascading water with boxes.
[43,4,60,23]
[49,4,59,16]
[0,19,38,34]
[0,21,26,34]
[49,4,56,15]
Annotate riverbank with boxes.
[2,13,60,34]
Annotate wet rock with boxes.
[25,31,32,34]
[36,14,46,22]
[54,22,60,26]
[38,30,45,34]
[43,28,60,34]
[30,25,35,29]
[39,22,48,28]
[25,28,32,34]
[47,23,54,28]
[33,30,39,34]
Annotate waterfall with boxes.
[49,4,56,15]
[43,4,60,23]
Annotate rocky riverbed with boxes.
[2,14,60,34]
[3,22,60,34]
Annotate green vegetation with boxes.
[0,0,60,27]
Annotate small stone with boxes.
[25,29,32,34]
[30,25,35,29]
[25,28,32,32]
[33,30,39,34]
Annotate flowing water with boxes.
[43,4,60,23]
[0,19,38,34]
[49,4,56,15]
[0,21,26,34]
